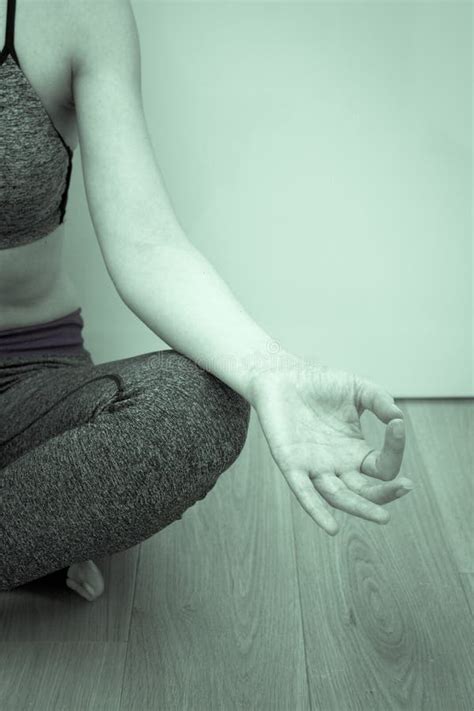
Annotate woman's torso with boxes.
[0,0,81,330]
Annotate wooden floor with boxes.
[0,400,472,710]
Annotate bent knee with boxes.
[164,353,251,468]
[131,350,251,474]
[193,371,251,467]
[215,381,251,466]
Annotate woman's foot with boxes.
[66,560,105,602]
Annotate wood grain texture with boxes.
[403,401,473,573]
[120,411,310,710]
[459,572,473,617]
[0,400,472,710]
[291,400,473,711]
[0,547,139,643]
[0,642,127,710]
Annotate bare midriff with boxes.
[0,224,81,330]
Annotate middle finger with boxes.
[312,473,391,524]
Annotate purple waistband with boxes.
[0,308,87,356]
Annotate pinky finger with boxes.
[284,468,340,536]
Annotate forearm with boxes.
[111,237,301,405]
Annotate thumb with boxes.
[355,376,404,424]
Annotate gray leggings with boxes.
[0,348,251,591]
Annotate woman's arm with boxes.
[109,235,300,404]
[71,0,298,403]
[70,0,412,534]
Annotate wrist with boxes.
[195,342,315,407]
[245,349,311,407]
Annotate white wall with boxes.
[64,0,473,397]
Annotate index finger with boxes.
[363,418,406,481]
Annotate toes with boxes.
[66,576,96,602]
[67,560,105,601]
[83,560,105,596]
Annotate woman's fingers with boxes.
[361,419,406,481]
[311,472,391,524]
[355,376,404,424]
[283,459,413,538]
[339,470,414,504]
[285,469,340,535]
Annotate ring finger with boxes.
[339,470,414,504]
[312,473,391,524]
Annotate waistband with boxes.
[0,308,91,359]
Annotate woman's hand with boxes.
[248,355,413,535]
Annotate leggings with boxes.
[0,347,251,591]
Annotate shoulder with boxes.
[63,0,140,82]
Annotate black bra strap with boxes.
[4,0,16,51]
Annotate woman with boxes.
[0,0,413,602]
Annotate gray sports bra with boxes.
[0,0,73,250]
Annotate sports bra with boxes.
[0,0,74,250]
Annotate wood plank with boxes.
[0,547,139,642]
[2,401,470,709]
[403,400,473,573]
[0,642,127,711]
[459,572,473,617]
[120,411,310,710]
[292,401,473,711]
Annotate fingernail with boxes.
[395,487,413,498]
[84,583,95,596]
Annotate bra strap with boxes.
[1,0,19,65]
[4,0,16,52]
